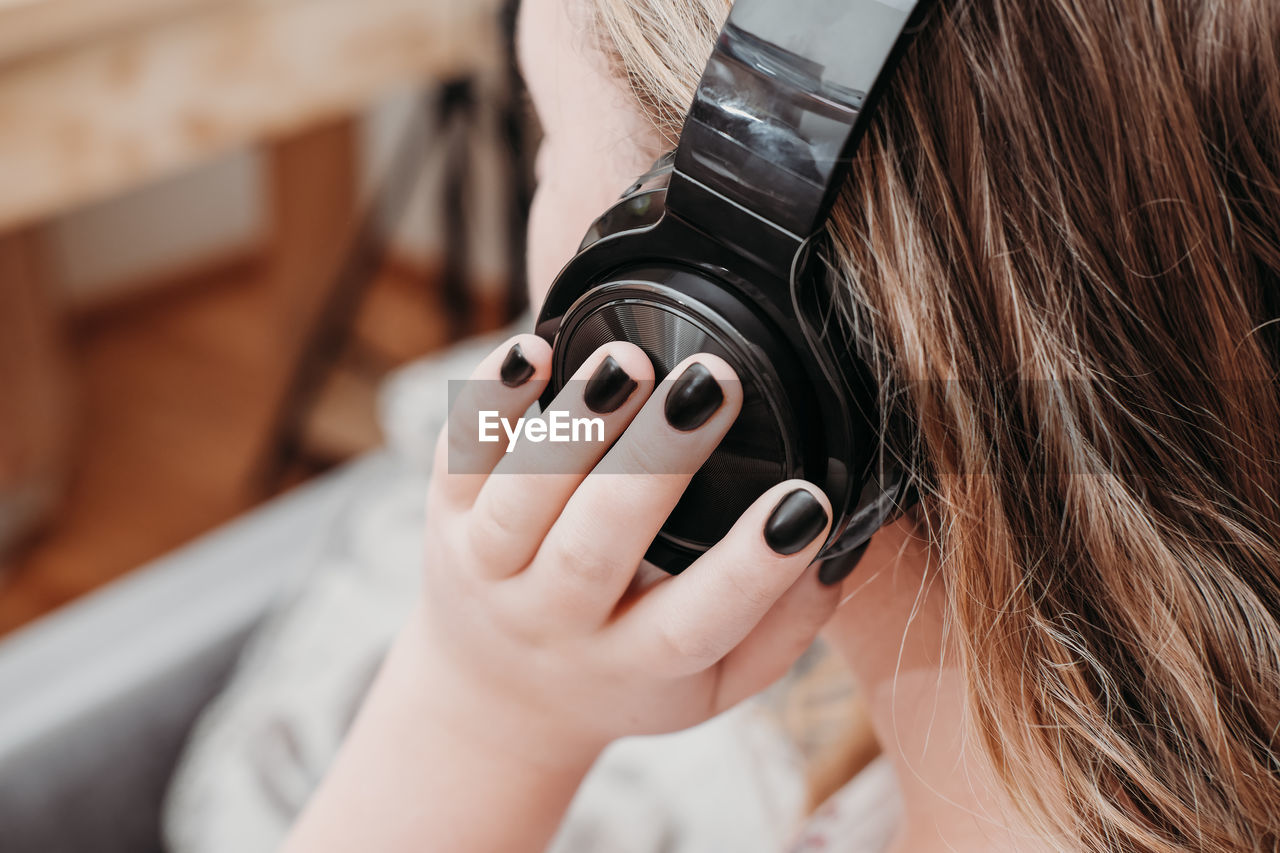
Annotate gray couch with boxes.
[0,453,394,853]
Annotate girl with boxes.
[285,0,1280,850]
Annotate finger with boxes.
[711,560,840,711]
[605,480,832,677]
[521,354,743,630]
[467,342,654,577]
[430,334,551,509]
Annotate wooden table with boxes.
[0,0,502,561]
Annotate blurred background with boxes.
[0,4,875,852]
[0,0,531,630]
[0,1,542,849]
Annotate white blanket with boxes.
[162,328,901,853]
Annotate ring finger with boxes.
[467,342,655,575]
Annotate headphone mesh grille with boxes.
[563,301,788,552]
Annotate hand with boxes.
[410,334,840,773]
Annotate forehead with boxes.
[515,0,662,176]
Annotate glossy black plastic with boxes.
[536,0,932,573]
[669,0,933,275]
[537,172,879,572]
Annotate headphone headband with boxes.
[668,0,934,276]
[536,0,937,572]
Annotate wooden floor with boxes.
[0,260,466,635]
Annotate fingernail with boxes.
[583,355,638,414]
[664,362,723,431]
[500,343,535,387]
[818,541,870,586]
[763,489,828,556]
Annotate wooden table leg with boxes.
[0,225,75,565]
[253,117,361,489]
[264,118,359,351]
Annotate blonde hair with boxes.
[588,0,1280,849]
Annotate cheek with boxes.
[524,147,630,311]
[525,183,579,312]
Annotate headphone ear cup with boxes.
[537,0,937,575]
[546,272,809,573]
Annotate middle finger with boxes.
[518,354,743,626]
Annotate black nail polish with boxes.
[664,363,723,431]
[583,356,638,414]
[500,343,535,387]
[818,541,869,586]
[763,489,828,556]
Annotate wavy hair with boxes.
[588,0,1280,849]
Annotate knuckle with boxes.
[651,612,720,673]
[723,569,782,613]
[490,585,555,647]
[545,524,611,587]
[467,497,524,561]
[780,612,823,658]
[611,437,668,476]
[444,416,474,466]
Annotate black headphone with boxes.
[535,0,936,574]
